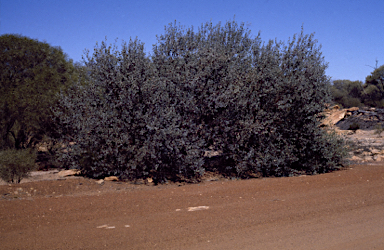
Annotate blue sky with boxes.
[1,0,383,82]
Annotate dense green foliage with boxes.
[0,34,78,150]
[330,63,384,108]
[364,64,384,107]
[55,39,205,183]
[330,80,364,108]
[55,21,348,182]
[0,149,36,183]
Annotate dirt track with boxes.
[1,163,384,249]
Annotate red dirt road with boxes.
[1,163,384,249]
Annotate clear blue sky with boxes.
[1,0,383,82]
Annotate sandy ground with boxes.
[1,162,384,249]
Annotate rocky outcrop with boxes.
[321,106,361,127]
[347,132,384,162]
[349,146,384,162]
[321,109,347,126]
[322,106,384,162]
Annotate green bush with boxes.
[348,122,360,132]
[0,149,36,183]
[54,38,205,183]
[374,124,384,137]
[0,34,79,151]
[54,20,348,182]
[357,62,384,107]
[330,80,364,108]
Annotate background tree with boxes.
[330,80,364,107]
[363,63,384,107]
[0,34,78,151]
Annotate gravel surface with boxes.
[1,163,384,249]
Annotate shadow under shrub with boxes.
[0,149,37,183]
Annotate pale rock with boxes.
[104,176,119,181]
[373,155,383,161]
[354,129,363,134]
[38,146,48,152]
[346,107,359,112]
[350,155,363,162]
[321,110,346,126]
[95,179,104,185]
[204,150,223,158]
[361,151,372,156]
[370,148,381,155]
[188,206,209,211]
[97,224,109,229]
[363,156,373,162]
[58,169,80,177]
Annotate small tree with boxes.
[363,62,384,107]
[0,149,36,183]
[0,34,79,151]
[366,63,384,89]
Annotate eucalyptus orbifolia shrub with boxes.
[228,29,348,176]
[54,38,205,182]
[55,20,347,182]
[152,21,258,175]
[152,21,347,177]
[221,29,348,176]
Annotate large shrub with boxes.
[152,21,257,175]
[153,21,347,177]
[55,21,348,182]
[54,39,204,183]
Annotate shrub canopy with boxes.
[55,21,347,182]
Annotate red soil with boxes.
[1,163,384,249]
